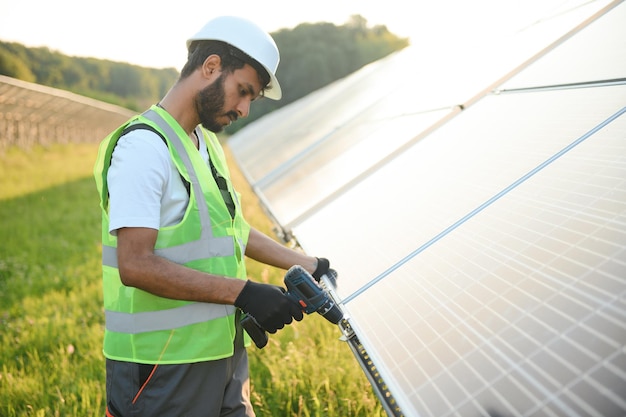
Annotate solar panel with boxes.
[314,99,625,415]
[292,3,625,414]
[229,1,626,415]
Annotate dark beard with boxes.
[195,73,237,133]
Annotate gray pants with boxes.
[105,324,255,416]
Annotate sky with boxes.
[0,0,601,71]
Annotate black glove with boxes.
[234,280,304,333]
[312,257,337,285]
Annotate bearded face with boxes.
[195,73,238,133]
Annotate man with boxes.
[93,15,333,417]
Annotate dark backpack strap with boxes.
[120,123,191,196]
[192,127,236,219]
[207,153,236,219]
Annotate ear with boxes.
[201,54,221,79]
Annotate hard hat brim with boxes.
[263,72,282,100]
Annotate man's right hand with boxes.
[234,280,304,333]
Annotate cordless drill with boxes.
[241,265,343,348]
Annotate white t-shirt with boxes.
[107,128,209,235]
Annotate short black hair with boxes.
[181,40,270,89]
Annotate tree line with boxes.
[0,15,408,133]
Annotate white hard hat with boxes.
[187,16,282,100]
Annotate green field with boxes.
[0,143,385,416]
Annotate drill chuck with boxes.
[316,298,343,324]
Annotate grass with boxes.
[0,142,385,416]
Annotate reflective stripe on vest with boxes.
[102,234,234,268]
[105,303,236,334]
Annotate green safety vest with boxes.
[93,106,251,364]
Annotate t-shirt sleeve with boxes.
[107,130,171,235]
